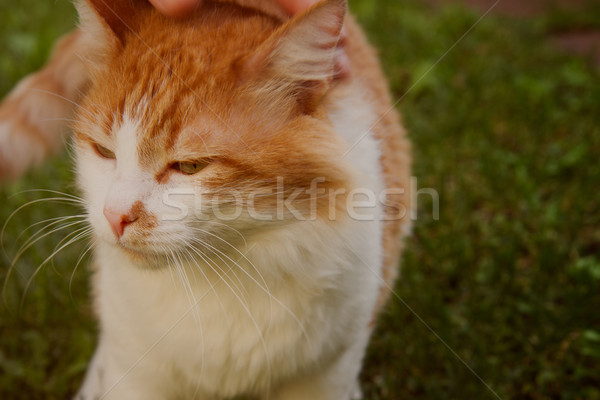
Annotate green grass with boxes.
[1,0,600,399]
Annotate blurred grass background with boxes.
[1,0,599,398]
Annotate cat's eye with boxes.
[93,143,116,159]
[171,161,209,175]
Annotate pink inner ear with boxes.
[86,0,151,43]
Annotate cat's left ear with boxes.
[237,0,347,112]
[76,0,148,55]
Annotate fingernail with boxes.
[150,0,201,18]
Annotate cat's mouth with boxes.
[98,221,178,264]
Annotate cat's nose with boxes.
[103,207,138,239]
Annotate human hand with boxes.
[149,0,331,18]
[148,0,201,17]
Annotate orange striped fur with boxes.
[1,1,411,396]
[0,0,410,312]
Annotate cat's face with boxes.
[73,0,350,264]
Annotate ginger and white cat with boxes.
[0,0,411,398]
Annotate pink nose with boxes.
[103,207,138,239]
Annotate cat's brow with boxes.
[74,129,111,144]
[115,18,261,160]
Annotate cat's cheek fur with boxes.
[75,145,117,243]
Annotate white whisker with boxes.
[20,226,93,308]
[180,246,233,330]
[189,241,250,304]
[15,214,88,243]
[3,219,89,302]
[2,195,85,250]
[189,230,312,352]
[13,218,87,264]
[184,242,273,390]
[69,240,96,299]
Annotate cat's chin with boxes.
[115,243,170,269]
[120,246,151,261]
[97,234,172,269]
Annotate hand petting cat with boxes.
[150,0,322,17]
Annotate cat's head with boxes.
[73,0,352,264]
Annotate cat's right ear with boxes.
[75,0,149,56]
[236,0,347,113]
